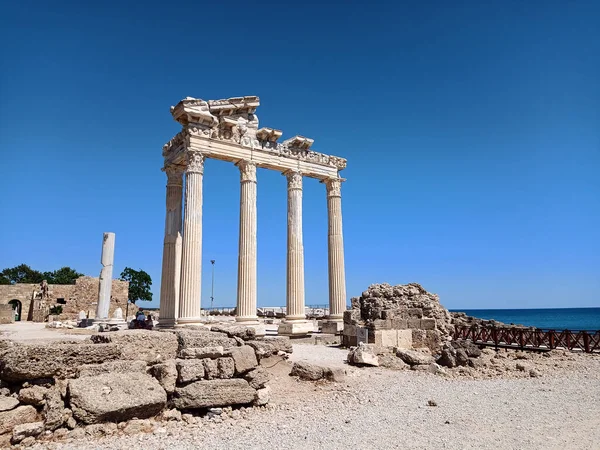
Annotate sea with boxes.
[450,308,600,331]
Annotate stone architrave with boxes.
[278,171,312,336]
[178,151,205,325]
[94,232,115,322]
[236,160,258,323]
[158,165,184,328]
[321,177,347,334]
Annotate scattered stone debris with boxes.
[347,343,380,367]
[427,400,437,407]
[289,362,346,382]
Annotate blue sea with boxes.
[451,308,600,331]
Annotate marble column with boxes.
[278,171,312,335]
[95,232,115,321]
[322,178,347,333]
[178,151,205,325]
[158,165,183,328]
[236,160,258,322]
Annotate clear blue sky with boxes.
[1,1,598,310]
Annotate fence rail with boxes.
[454,326,600,353]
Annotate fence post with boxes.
[583,332,590,353]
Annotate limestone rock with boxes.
[0,343,120,381]
[149,360,177,394]
[11,421,44,444]
[122,419,154,435]
[231,345,258,374]
[396,349,434,366]
[84,422,118,437]
[324,367,346,382]
[170,329,237,352]
[42,387,66,430]
[68,372,167,424]
[210,324,256,341]
[79,360,147,377]
[176,360,205,384]
[160,409,182,421]
[18,385,49,406]
[0,405,39,435]
[243,368,270,389]
[179,346,227,359]
[290,362,325,381]
[91,330,177,363]
[0,396,19,412]
[173,379,255,409]
[347,344,379,367]
[246,338,293,360]
[437,345,457,368]
[253,386,271,406]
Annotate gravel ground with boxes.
[36,343,600,450]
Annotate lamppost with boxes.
[210,260,215,310]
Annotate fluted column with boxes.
[325,178,347,322]
[236,160,258,322]
[178,151,205,325]
[285,171,306,321]
[158,165,183,328]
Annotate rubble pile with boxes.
[0,326,291,446]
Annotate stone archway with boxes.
[8,299,22,322]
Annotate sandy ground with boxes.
[21,341,597,450]
[0,322,92,342]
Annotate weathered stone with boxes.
[79,360,147,378]
[91,330,177,363]
[84,422,118,437]
[53,428,68,440]
[396,349,434,366]
[264,337,293,354]
[243,368,270,389]
[253,386,271,406]
[230,345,258,374]
[179,346,227,359]
[420,318,436,330]
[455,348,469,366]
[347,344,379,367]
[11,421,44,444]
[43,387,66,430]
[391,318,408,329]
[438,347,457,368]
[290,362,324,381]
[203,358,218,380]
[217,357,235,379]
[0,343,121,381]
[173,379,255,409]
[18,385,48,406]
[122,419,154,435]
[176,360,205,384]
[324,367,346,382]
[69,373,166,424]
[170,329,237,352]
[210,324,256,341]
[149,360,177,394]
[0,396,19,412]
[396,329,413,349]
[245,341,276,359]
[451,340,482,358]
[407,318,421,329]
[343,309,361,325]
[0,405,38,435]
[160,409,182,421]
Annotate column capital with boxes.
[162,165,184,186]
[284,170,303,190]
[237,160,257,183]
[323,177,345,197]
[186,151,205,174]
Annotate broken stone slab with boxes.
[176,360,205,384]
[0,405,39,435]
[178,346,228,359]
[0,343,121,381]
[78,360,148,378]
[202,358,235,380]
[230,345,258,374]
[396,349,435,366]
[290,362,325,381]
[172,379,255,409]
[253,386,271,406]
[169,329,238,353]
[149,360,177,394]
[0,397,19,412]
[18,385,48,406]
[11,421,44,444]
[243,368,270,389]
[43,387,67,431]
[91,330,178,363]
[68,372,167,424]
[347,344,379,367]
[210,324,256,341]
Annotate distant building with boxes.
[0,276,128,323]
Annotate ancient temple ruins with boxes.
[159,96,347,334]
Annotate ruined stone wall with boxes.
[0,304,14,324]
[342,283,454,353]
[0,277,129,321]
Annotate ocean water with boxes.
[451,308,600,331]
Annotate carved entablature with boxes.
[163,96,348,174]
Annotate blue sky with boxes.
[1,1,598,310]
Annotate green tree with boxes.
[119,267,153,304]
[0,275,10,285]
[43,267,84,285]
[0,264,44,284]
